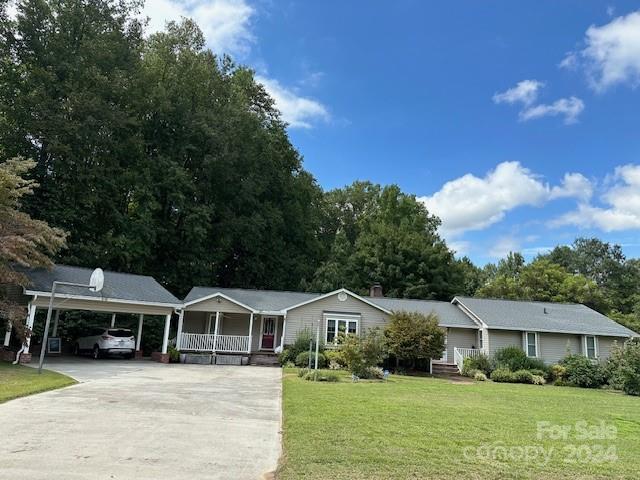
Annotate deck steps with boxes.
[431,363,461,376]
[250,353,280,367]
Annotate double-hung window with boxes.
[325,314,359,344]
[585,336,598,359]
[525,332,538,357]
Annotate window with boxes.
[525,332,538,357]
[325,315,359,343]
[585,336,597,359]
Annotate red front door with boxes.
[261,317,276,350]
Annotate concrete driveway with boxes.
[0,358,282,480]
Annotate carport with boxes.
[3,265,181,363]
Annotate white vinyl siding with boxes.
[596,336,622,360]
[445,328,479,361]
[538,333,582,364]
[487,330,522,356]
[284,292,389,345]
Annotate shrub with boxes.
[283,329,324,365]
[474,371,487,381]
[339,328,387,377]
[529,369,548,380]
[605,339,640,396]
[549,364,567,382]
[297,368,310,378]
[384,311,444,368]
[167,345,180,363]
[512,369,534,384]
[303,370,340,382]
[531,375,546,385]
[494,346,547,372]
[462,366,481,378]
[295,351,327,369]
[283,361,295,369]
[561,354,606,388]
[463,354,492,376]
[490,368,515,383]
[278,348,292,364]
[362,366,385,379]
[325,350,346,368]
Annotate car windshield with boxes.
[108,329,133,337]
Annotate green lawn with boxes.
[278,369,640,480]
[0,362,76,403]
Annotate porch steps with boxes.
[431,363,461,376]
[250,353,280,367]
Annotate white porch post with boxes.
[280,314,287,349]
[23,303,37,353]
[4,322,12,347]
[176,310,184,350]
[110,313,116,328]
[161,313,171,354]
[247,312,254,353]
[136,314,144,351]
[52,310,60,337]
[213,311,220,352]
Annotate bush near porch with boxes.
[278,368,640,480]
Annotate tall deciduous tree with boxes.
[0,158,66,342]
[308,182,464,299]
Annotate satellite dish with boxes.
[89,268,104,292]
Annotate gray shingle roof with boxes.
[21,265,180,305]
[183,287,479,328]
[454,296,637,337]
[184,287,322,311]
[369,297,479,328]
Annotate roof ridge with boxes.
[190,286,322,295]
[55,264,156,280]
[457,295,585,307]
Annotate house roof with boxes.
[21,265,180,306]
[453,296,637,338]
[183,287,323,312]
[183,286,477,327]
[369,297,479,328]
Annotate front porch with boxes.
[177,310,284,355]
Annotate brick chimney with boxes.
[369,283,384,297]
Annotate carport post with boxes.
[23,303,37,353]
[4,321,12,347]
[52,310,60,337]
[176,309,184,350]
[161,313,171,354]
[213,311,220,351]
[136,314,143,351]
[110,313,116,328]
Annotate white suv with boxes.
[74,327,136,359]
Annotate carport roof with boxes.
[21,265,180,306]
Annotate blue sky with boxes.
[144,1,640,264]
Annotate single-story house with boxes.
[178,283,637,370]
[3,265,637,369]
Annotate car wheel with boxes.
[92,345,101,360]
[74,343,80,356]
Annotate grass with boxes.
[0,362,76,403]
[278,369,640,480]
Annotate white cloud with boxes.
[419,162,550,237]
[550,172,593,201]
[488,236,523,259]
[143,0,255,56]
[520,96,585,124]
[552,164,640,231]
[494,80,584,124]
[493,80,544,106]
[562,10,640,91]
[256,76,330,129]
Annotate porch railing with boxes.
[180,333,250,353]
[453,347,488,373]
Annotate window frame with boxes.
[584,335,598,359]
[324,313,360,344]
[524,331,538,358]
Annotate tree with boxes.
[384,311,445,369]
[308,183,464,299]
[0,158,66,343]
[455,256,488,295]
[477,259,608,312]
